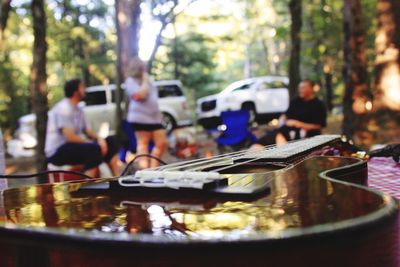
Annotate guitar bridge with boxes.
[118,170,226,190]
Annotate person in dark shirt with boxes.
[256,79,327,146]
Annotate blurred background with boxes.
[0,0,399,175]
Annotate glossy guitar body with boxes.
[0,136,398,267]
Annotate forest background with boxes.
[0,0,399,171]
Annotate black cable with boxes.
[120,154,167,176]
[368,144,400,163]
[0,154,167,181]
[0,170,92,180]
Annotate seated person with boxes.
[45,79,119,177]
[256,79,327,147]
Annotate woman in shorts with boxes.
[124,58,167,169]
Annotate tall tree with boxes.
[0,5,31,132]
[0,0,11,47]
[341,0,369,141]
[116,0,140,70]
[115,0,141,139]
[374,0,400,109]
[288,0,302,98]
[147,0,196,73]
[371,0,400,143]
[49,1,111,86]
[30,0,48,173]
[305,0,334,111]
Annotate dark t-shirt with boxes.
[286,97,327,127]
[281,96,327,139]
[257,96,327,145]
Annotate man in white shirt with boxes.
[45,79,119,177]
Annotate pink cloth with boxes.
[368,157,400,199]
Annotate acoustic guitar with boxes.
[0,135,398,267]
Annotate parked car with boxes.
[7,113,37,158]
[84,80,193,135]
[196,76,289,129]
[7,80,192,158]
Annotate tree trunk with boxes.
[147,0,195,73]
[341,0,369,143]
[0,0,11,47]
[261,39,270,75]
[30,0,48,176]
[288,0,302,98]
[370,0,400,144]
[116,0,140,70]
[115,0,141,142]
[77,37,90,86]
[320,0,333,112]
[324,70,333,111]
[172,17,179,79]
[148,18,168,73]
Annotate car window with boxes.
[259,81,288,90]
[84,91,107,106]
[231,82,253,92]
[157,84,183,98]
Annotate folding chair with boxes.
[119,120,154,163]
[215,110,257,153]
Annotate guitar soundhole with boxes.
[203,163,286,174]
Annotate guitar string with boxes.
[126,140,304,187]
[148,139,302,174]
[148,137,330,187]
[77,137,334,187]
[181,144,294,182]
[43,141,296,186]
[159,139,304,173]
[208,137,320,185]
[120,145,278,186]
[152,143,279,171]
[182,136,336,174]
[120,136,337,189]
[69,144,279,185]
[152,143,279,172]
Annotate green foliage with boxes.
[361,0,378,79]
[294,0,377,106]
[152,32,220,107]
[0,0,116,134]
[301,1,343,80]
[0,6,32,132]
[46,1,116,86]
[0,56,30,131]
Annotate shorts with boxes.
[130,122,164,131]
[47,136,117,171]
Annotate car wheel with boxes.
[162,113,175,135]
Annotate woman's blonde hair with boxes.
[125,57,147,79]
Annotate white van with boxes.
[84,80,193,135]
[196,76,289,128]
